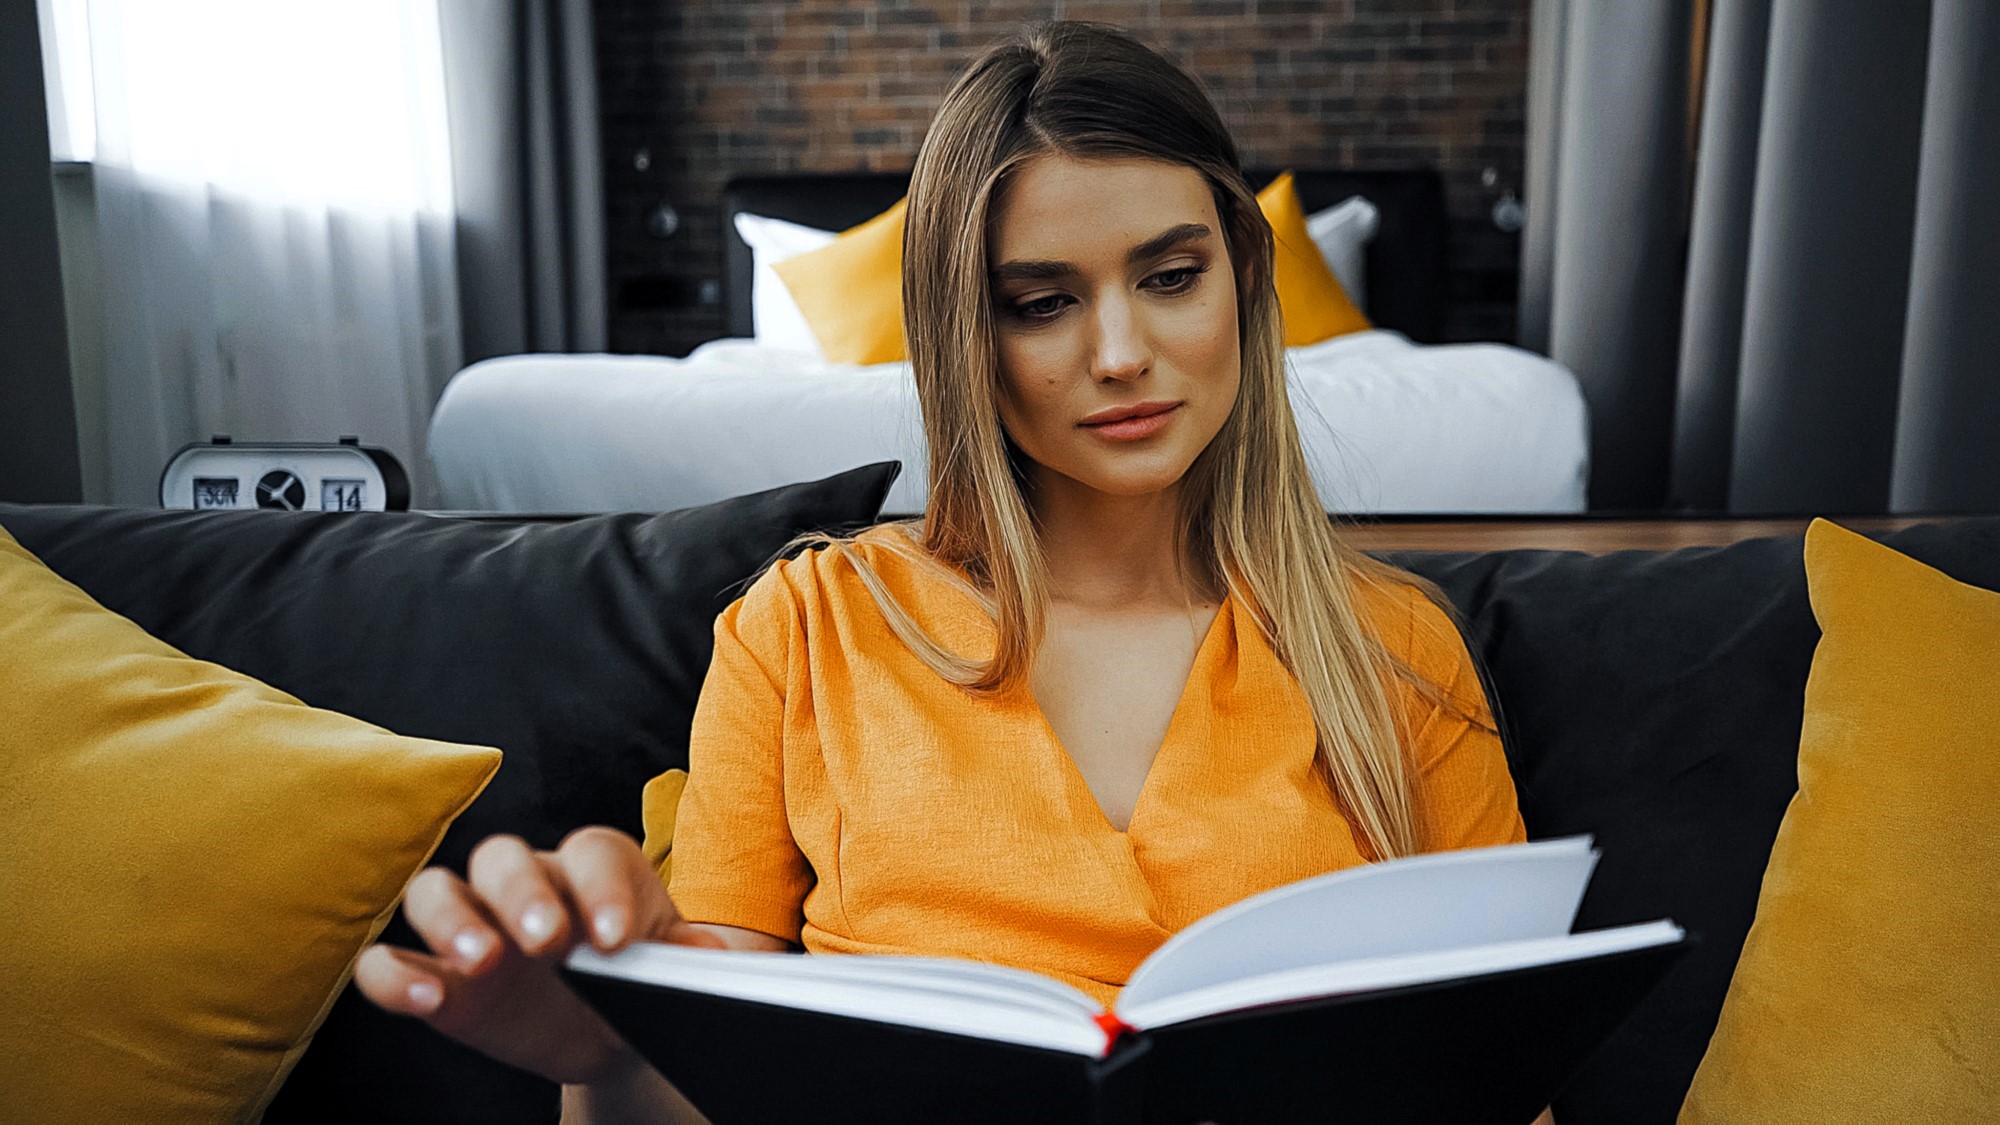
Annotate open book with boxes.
[563,836,1690,1124]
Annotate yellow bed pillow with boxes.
[772,171,1370,364]
[0,525,503,1124]
[1679,520,2000,1121]
[772,197,909,366]
[1255,171,1372,346]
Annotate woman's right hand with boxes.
[353,826,739,1086]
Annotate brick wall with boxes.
[595,0,1530,357]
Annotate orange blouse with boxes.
[651,532,1526,1007]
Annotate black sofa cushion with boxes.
[1390,516,2000,1124]
[0,461,900,1125]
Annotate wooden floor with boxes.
[1339,514,1971,555]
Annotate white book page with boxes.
[1120,836,1599,1011]
[567,945,1110,1057]
[1118,919,1685,1031]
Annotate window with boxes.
[31,0,452,215]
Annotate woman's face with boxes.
[985,154,1241,500]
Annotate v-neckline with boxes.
[1023,591,1234,837]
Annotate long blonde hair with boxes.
[792,20,1482,862]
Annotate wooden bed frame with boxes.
[1338,513,1966,554]
[434,511,1972,555]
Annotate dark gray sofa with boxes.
[5,469,1993,1124]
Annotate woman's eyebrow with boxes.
[989,222,1213,283]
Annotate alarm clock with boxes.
[160,437,410,512]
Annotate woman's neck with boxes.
[1026,470,1203,611]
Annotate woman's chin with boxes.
[1057,452,1197,499]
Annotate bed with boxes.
[428,170,1588,515]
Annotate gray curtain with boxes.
[2,0,81,502]
[439,0,607,363]
[1523,0,2000,513]
[1891,0,2000,512]
[1522,0,1693,509]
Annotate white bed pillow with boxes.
[1305,195,1379,314]
[732,211,837,354]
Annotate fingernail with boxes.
[407,979,442,1013]
[453,929,492,965]
[593,908,626,947]
[520,904,557,948]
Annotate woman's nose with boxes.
[1087,293,1150,383]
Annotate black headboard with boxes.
[720,167,1449,344]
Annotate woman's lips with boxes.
[1080,403,1182,441]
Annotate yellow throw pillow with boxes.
[640,766,690,886]
[1679,520,2000,1122]
[0,526,503,1124]
[1256,172,1372,346]
[772,197,908,366]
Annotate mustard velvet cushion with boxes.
[773,196,909,366]
[641,766,690,886]
[1679,520,2000,1121]
[0,526,503,1124]
[1255,172,1372,346]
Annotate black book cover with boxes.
[1135,937,1695,1123]
[562,970,1147,1124]
[562,934,1691,1124]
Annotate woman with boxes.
[357,20,1542,1122]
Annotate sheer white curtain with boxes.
[44,0,460,505]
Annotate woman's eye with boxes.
[1006,265,1206,323]
[1012,295,1070,321]
[1148,265,1206,293]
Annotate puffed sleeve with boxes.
[1394,585,1529,853]
[648,562,814,944]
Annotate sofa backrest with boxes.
[1393,516,2000,1122]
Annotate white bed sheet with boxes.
[427,331,1588,515]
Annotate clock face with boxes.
[256,469,306,511]
[193,477,239,510]
[163,443,402,512]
